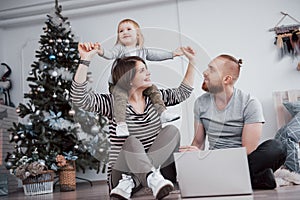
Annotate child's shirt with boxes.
[100,44,174,84]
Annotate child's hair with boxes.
[115,18,144,48]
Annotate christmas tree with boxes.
[5,0,109,179]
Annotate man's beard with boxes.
[201,81,223,93]
[202,81,209,92]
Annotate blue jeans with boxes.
[275,125,300,173]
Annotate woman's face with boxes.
[131,61,152,90]
[118,22,138,47]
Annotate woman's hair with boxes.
[112,56,146,91]
[115,18,144,48]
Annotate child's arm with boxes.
[145,47,183,61]
[97,43,123,60]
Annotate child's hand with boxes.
[173,47,184,57]
[181,46,196,62]
[95,42,104,56]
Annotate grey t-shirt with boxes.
[194,88,265,149]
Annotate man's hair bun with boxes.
[238,59,243,65]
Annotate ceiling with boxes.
[0,0,128,28]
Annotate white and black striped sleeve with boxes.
[160,82,194,106]
[70,80,113,118]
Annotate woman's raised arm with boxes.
[181,46,196,88]
[74,42,99,83]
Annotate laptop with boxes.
[173,147,253,198]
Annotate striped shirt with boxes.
[71,80,193,181]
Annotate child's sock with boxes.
[116,122,129,136]
[160,110,180,124]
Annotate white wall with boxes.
[1,0,300,181]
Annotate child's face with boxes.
[118,22,138,47]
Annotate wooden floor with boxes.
[1,181,300,200]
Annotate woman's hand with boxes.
[78,42,100,61]
[181,46,196,63]
[181,46,196,87]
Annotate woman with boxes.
[71,42,196,200]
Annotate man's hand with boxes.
[179,145,200,152]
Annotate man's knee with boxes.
[264,139,287,159]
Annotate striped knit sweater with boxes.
[71,80,193,183]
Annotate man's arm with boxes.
[191,121,206,150]
[180,120,205,152]
[242,122,262,155]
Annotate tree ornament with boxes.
[90,125,99,135]
[68,109,75,116]
[13,135,19,141]
[53,93,57,98]
[64,89,70,100]
[49,54,56,60]
[25,171,31,178]
[99,148,104,153]
[52,70,58,77]
[5,161,13,170]
[16,107,21,113]
[32,148,39,161]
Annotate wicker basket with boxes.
[59,160,76,192]
[22,170,54,196]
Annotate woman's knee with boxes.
[123,136,142,150]
[162,125,180,141]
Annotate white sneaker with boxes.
[147,166,174,199]
[116,122,129,137]
[110,174,135,199]
[274,168,300,185]
[160,111,180,124]
[275,177,291,187]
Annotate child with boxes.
[97,18,183,136]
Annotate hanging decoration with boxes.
[269,12,300,70]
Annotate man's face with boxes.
[202,57,225,94]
